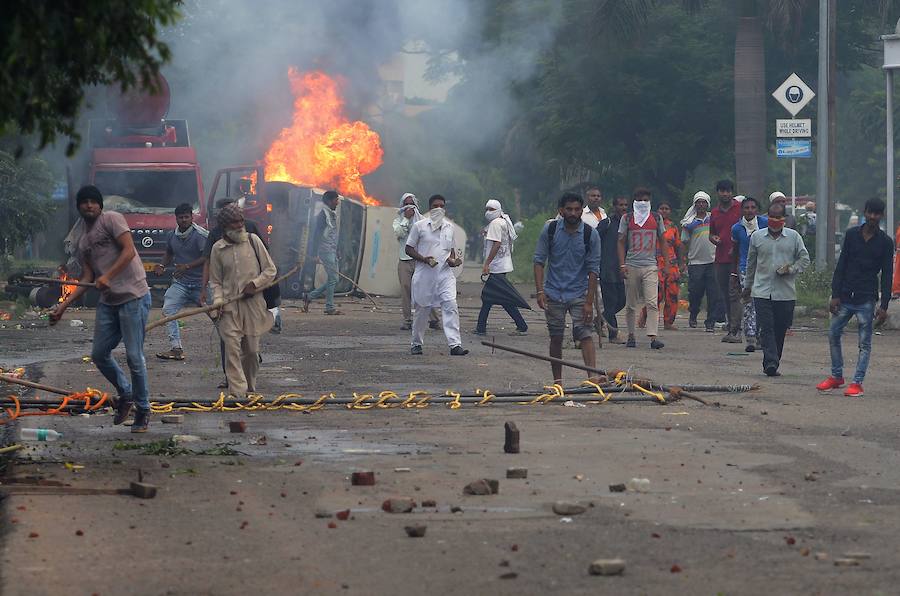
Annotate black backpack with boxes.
[545,219,592,256]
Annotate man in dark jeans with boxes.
[816,198,894,397]
[709,179,743,342]
[743,203,810,376]
[596,196,628,343]
[475,199,527,335]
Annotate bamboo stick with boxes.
[0,374,73,396]
[20,276,94,288]
[145,261,302,332]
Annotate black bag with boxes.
[250,235,281,308]
[481,273,531,310]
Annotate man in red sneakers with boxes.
[817,198,894,397]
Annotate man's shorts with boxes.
[545,295,594,340]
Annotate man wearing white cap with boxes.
[769,192,797,229]
[474,199,528,335]
[681,191,720,331]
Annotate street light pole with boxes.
[815,0,829,269]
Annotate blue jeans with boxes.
[92,293,152,411]
[308,252,338,311]
[163,281,204,349]
[829,301,875,384]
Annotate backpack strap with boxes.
[583,223,592,253]
[545,220,557,256]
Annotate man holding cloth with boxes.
[681,191,720,331]
[406,194,467,356]
[155,203,208,361]
[743,202,810,377]
[475,198,527,335]
[533,193,601,383]
[209,203,277,397]
[51,186,152,432]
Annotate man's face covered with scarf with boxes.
[218,202,247,243]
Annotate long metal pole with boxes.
[887,69,895,236]
[791,159,797,216]
[815,0,829,269]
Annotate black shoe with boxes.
[745,343,756,353]
[650,339,665,350]
[688,317,697,328]
[131,409,150,433]
[764,365,780,377]
[410,345,423,355]
[114,397,134,425]
[471,328,487,336]
[428,320,440,330]
[625,336,636,348]
[450,346,469,356]
[704,325,714,333]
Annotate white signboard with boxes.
[772,73,815,116]
[776,119,812,137]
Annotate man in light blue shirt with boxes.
[743,202,810,377]
[533,192,601,383]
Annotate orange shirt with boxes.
[658,218,682,276]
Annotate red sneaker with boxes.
[844,383,864,397]
[816,376,845,391]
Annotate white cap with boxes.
[769,191,786,202]
[693,191,710,204]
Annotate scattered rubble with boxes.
[589,559,625,576]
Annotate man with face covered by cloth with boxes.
[209,202,277,397]
[393,192,440,331]
[405,194,468,356]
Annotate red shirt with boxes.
[709,199,741,264]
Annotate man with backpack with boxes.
[618,187,669,349]
[533,193,601,383]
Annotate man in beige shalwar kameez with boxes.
[209,203,277,397]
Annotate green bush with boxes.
[796,265,832,310]
[510,211,554,283]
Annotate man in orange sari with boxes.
[639,202,683,330]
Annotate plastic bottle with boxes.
[19,428,62,442]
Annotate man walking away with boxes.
[50,186,152,433]
[681,191,719,331]
[533,192,601,383]
[155,203,208,361]
[618,187,669,349]
[596,196,628,343]
[304,190,342,315]
[709,179,743,342]
[731,196,767,352]
[209,203,277,398]
[406,195,467,356]
[743,202,810,377]
[476,199,527,335]
[817,198,894,397]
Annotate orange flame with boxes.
[262,69,383,205]
[58,273,76,303]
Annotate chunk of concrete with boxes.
[506,467,528,479]
[552,501,586,516]
[129,482,158,499]
[589,559,625,576]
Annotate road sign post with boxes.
[773,73,815,218]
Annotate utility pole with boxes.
[815,0,830,269]
[826,0,837,268]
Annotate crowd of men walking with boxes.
[47,180,897,433]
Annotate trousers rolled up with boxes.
[625,265,659,337]
[309,252,338,312]
[829,301,875,384]
[715,263,742,335]
[91,293,152,411]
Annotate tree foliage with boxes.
[0,0,181,154]
[0,151,56,259]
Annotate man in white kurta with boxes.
[405,195,468,355]
[209,203,277,397]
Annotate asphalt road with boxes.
[2,284,900,595]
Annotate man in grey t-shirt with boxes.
[617,187,668,349]
[154,203,208,361]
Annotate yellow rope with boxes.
[580,379,609,402]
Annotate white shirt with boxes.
[581,206,607,228]
[406,218,457,307]
[484,217,514,274]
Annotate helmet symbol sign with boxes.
[772,73,814,117]
[786,86,803,103]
